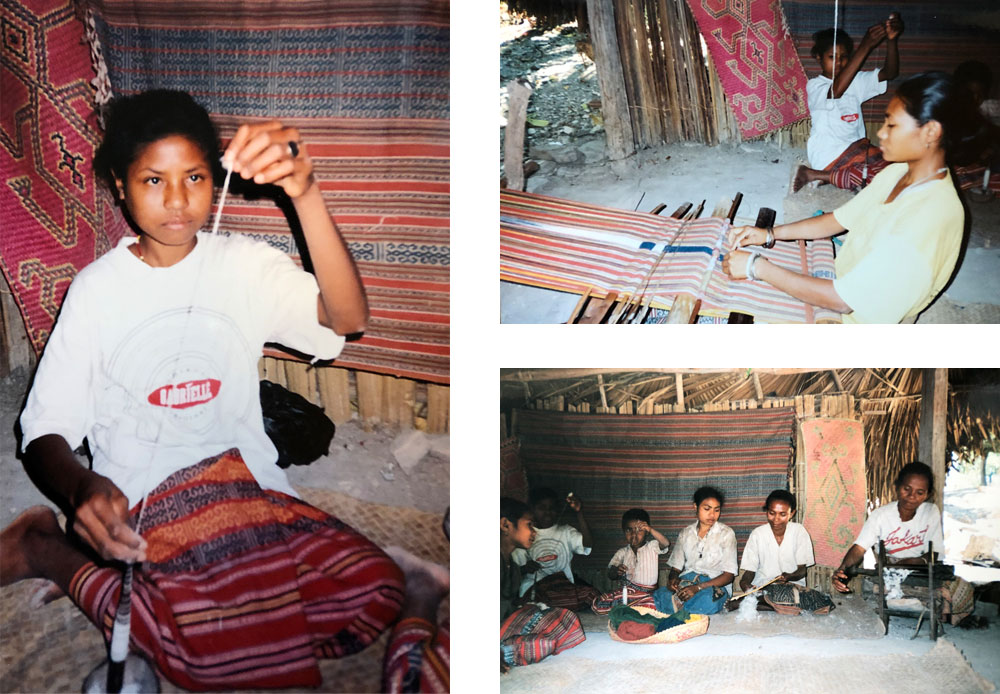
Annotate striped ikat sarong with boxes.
[591,578,658,615]
[382,617,450,692]
[500,604,586,667]
[69,449,404,691]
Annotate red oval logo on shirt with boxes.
[148,379,221,409]
[840,113,859,123]
[537,554,558,563]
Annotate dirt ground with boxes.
[500,20,1000,324]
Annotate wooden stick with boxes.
[729,574,784,601]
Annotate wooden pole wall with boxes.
[919,368,948,510]
[260,357,449,434]
[595,0,809,148]
[587,0,637,159]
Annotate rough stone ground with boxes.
[499,17,1000,323]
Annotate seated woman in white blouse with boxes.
[739,489,815,594]
[652,486,737,615]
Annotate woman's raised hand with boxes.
[727,225,767,250]
[224,121,315,199]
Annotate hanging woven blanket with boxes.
[4,0,449,382]
[0,0,132,351]
[800,418,868,567]
[501,189,840,323]
[513,407,797,574]
[683,0,809,139]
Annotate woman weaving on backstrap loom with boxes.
[0,90,404,690]
[723,72,988,323]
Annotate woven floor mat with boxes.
[0,490,448,693]
[500,638,994,693]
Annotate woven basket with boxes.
[607,606,709,644]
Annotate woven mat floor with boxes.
[500,637,994,693]
[0,488,449,693]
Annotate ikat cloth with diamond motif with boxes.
[684,0,809,138]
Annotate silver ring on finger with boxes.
[287,141,300,158]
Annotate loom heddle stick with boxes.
[616,201,702,322]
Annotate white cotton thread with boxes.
[883,568,912,600]
[736,591,760,622]
[210,161,233,235]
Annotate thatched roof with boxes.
[500,368,1000,502]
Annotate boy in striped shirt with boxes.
[591,508,670,614]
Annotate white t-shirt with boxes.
[740,522,814,586]
[20,232,345,506]
[806,69,886,170]
[854,501,943,568]
[667,521,738,579]
[609,538,669,587]
[511,523,592,596]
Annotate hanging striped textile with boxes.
[513,408,797,575]
[501,189,840,323]
[82,0,449,382]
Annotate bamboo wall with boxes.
[260,357,449,433]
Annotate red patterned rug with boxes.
[684,0,809,139]
[1,0,131,351]
[800,418,868,567]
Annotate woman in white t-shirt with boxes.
[738,489,814,592]
[792,17,902,192]
[832,461,942,592]
[830,462,974,625]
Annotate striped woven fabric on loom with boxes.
[82,0,449,382]
[500,189,840,323]
[512,408,797,574]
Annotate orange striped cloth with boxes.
[69,449,404,691]
[501,189,841,323]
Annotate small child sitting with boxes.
[793,14,903,192]
[511,487,599,609]
[500,497,585,672]
[590,508,670,615]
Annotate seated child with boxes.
[591,508,670,615]
[501,497,585,673]
[652,486,737,615]
[512,488,598,609]
[793,14,903,192]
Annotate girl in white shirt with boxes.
[794,17,902,191]
[653,486,737,615]
[739,489,815,592]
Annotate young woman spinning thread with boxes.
[2,90,403,691]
